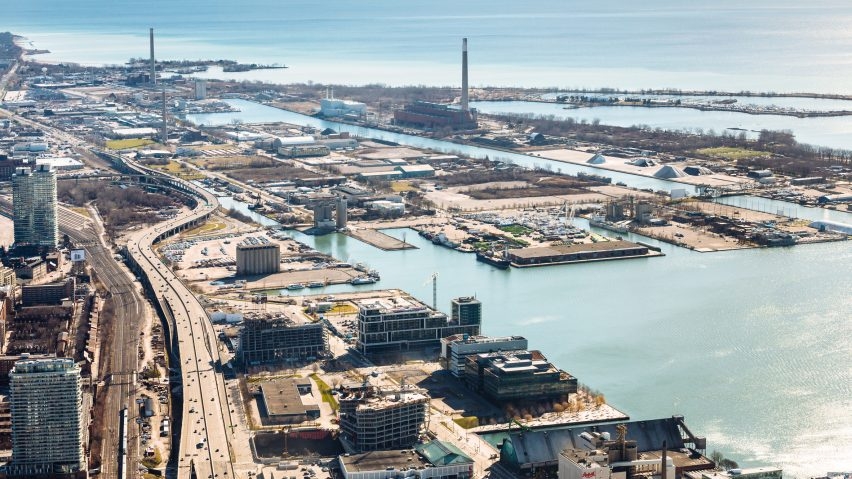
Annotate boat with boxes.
[286,283,305,290]
[307,281,324,288]
[350,276,377,285]
[588,214,630,234]
[476,250,511,270]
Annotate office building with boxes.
[464,350,577,403]
[338,385,429,452]
[239,318,328,366]
[7,358,84,477]
[21,278,75,307]
[356,296,480,358]
[235,241,280,276]
[441,335,528,377]
[12,165,58,249]
[450,296,481,327]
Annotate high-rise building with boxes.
[7,357,84,477]
[12,165,58,249]
[194,78,207,100]
[338,385,428,452]
[450,296,481,327]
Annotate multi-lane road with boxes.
[122,169,236,479]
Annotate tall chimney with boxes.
[461,37,469,111]
[161,88,168,143]
[149,28,156,85]
[661,440,668,479]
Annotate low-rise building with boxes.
[441,335,528,377]
[0,267,16,288]
[21,278,74,306]
[256,378,320,424]
[464,350,577,403]
[340,441,474,479]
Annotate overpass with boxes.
[115,152,236,479]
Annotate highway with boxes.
[121,164,236,479]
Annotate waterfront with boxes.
[470,100,852,151]
[215,181,852,476]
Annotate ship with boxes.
[475,250,511,270]
[350,276,377,285]
[588,214,630,234]
[307,281,325,288]
[286,283,305,290]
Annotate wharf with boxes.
[507,240,664,267]
[346,228,418,251]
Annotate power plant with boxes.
[393,37,477,130]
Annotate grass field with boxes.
[148,160,206,180]
[183,220,226,236]
[453,416,479,429]
[498,224,534,236]
[695,147,771,161]
[106,138,155,150]
[310,373,339,411]
[329,303,358,315]
[391,181,417,193]
[187,155,274,170]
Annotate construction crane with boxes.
[423,272,438,309]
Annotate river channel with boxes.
[190,102,851,476]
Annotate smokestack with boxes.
[461,37,469,111]
[161,88,168,143]
[661,440,667,479]
[150,28,156,85]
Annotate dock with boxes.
[346,228,418,251]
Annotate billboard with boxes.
[70,249,86,262]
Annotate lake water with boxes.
[5,1,852,473]
[195,100,852,474]
[8,1,852,94]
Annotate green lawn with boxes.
[498,224,533,236]
[310,373,339,411]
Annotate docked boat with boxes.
[286,283,305,290]
[307,281,325,288]
[475,250,511,270]
[350,276,377,285]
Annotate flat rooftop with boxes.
[508,240,646,259]
[259,378,318,417]
[340,449,430,472]
[356,296,430,313]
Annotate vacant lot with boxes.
[145,160,206,180]
[59,181,180,230]
[187,155,274,170]
[464,176,591,200]
[106,138,155,150]
[224,164,317,183]
[695,147,772,161]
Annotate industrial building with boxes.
[12,164,58,249]
[464,350,577,403]
[339,441,474,479]
[356,297,481,358]
[338,385,429,452]
[498,416,710,475]
[393,101,477,130]
[507,241,652,266]
[238,318,328,366]
[235,241,280,276]
[441,335,528,377]
[313,201,337,230]
[320,96,367,118]
[256,378,320,424]
[6,357,85,477]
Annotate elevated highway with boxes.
[118,157,236,479]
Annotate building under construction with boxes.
[338,385,429,452]
[238,318,328,366]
